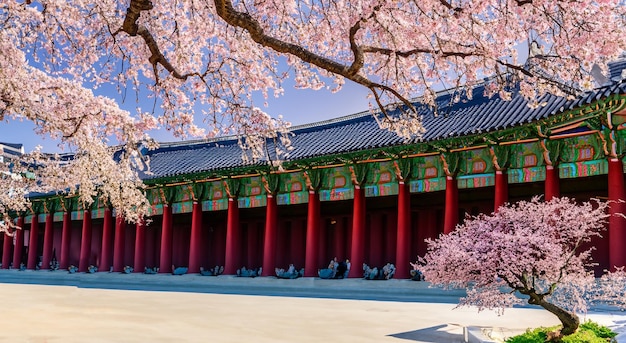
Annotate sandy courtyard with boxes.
[0,282,573,343]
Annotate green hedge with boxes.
[506,321,617,343]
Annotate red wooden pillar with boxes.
[443,176,459,234]
[188,202,202,273]
[304,191,320,277]
[26,214,39,270]
[159,204,173,273]
[13,218,24,268]
[41,212,54,270]
[544,165,560,201]
[608,158,626,270]
[59,212,71,269]
[113,215,126,272]
[2,228,12,269]
[78,210,92,272]
[98,208,113,272]
[224,198,240,275]
[8,217,24,269]
[261,195,277,276]
[395,182,411,279]
[348,186,365,278]
[494,170,508,212]
[133,221,146,272]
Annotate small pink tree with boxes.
[421,197,626,339]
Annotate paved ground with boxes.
[0,270,624,342]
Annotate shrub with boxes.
[578,321,617,340]
[506,326,551,343]
[505,321,616,343]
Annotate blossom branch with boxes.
[117,0,192,81]
[212,0,416,114]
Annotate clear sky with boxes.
[0,78,371,153]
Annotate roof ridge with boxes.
[290,109,372,131]
[155,109,378,148]
[156,134,239,149]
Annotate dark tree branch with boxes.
[438,0,463,13]
[63,112,98,139]
[213,0,363,81]
[347,5,381,76]
[116,0,195,81]
[362,46,475,58]
[121,0,153,36]
[496,60,533,77]
[347,17,365,77]
[136,26,188,80]
[212,0,416,113]
[113,0,570,122]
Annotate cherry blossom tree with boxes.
[421,197,626,340]
[0,161,30,233]
[1,0,626,231]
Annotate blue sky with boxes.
[0,79,371,153]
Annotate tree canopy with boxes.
[421,197,626,339]
[1,0,626,229]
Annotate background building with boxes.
[0,142,23,164]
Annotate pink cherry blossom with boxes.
[422,197,626,339]
[2,0,626,230]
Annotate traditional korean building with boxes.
[3,62,626,278]
[0,142,24,163]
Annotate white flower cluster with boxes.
[375,111,426,141]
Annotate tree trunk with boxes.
[531,297,580,339]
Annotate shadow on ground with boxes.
[388,324,465,342]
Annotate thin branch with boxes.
[495,60,533,77]
[63,111,99,139]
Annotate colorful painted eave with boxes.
[141,81,626,185]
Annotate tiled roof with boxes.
[141,62,626,181]
[2,148,23,157]
[0,142,23,150]
[143,138,254,180]
[609,59,626,80]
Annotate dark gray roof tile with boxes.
[142,68,626,180]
